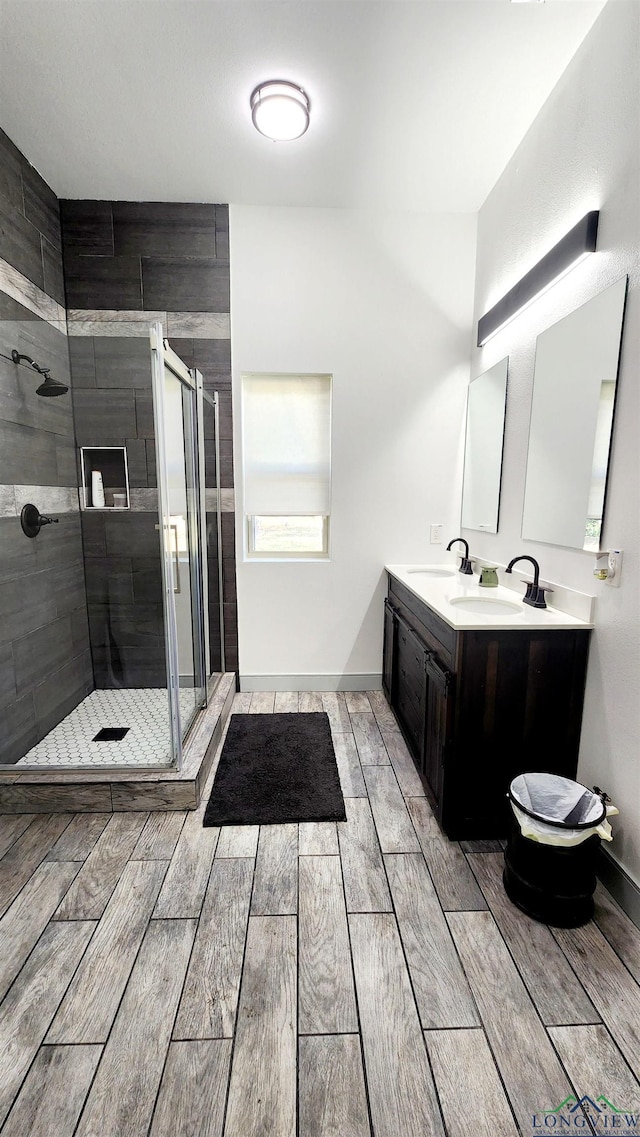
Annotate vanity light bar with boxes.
[477,211,599,347]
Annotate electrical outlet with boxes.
[605,549,623,587]
[430,524,443,545]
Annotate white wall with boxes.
[230,207,476,686]
[468,1,640,884]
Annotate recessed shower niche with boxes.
[80,446,130,509]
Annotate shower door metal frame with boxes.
[150,324,208,769]
[201,387,226,676]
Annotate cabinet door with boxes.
[395,613,429,762]
[423,653,454,810]
[382,600,396,701]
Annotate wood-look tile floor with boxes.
[1,690,639,1136]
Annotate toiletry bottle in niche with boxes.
[479,565,499,588]
[91,470,105,509]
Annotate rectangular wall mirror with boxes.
[461,357,508,534]
[522,275,627,551]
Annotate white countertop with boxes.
[385,565,594,631]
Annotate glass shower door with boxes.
[150,325,207,766]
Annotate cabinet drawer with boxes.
[397,660,426,717]
[397,620,428,707]
[389,577,457,667]
[396,686,425,756]
[394,614,428,756]
[397,618,427,671]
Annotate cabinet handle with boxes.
[426,656,452,691]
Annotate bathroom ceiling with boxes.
[0,0,604,211]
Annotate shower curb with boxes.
[0,673,237,814]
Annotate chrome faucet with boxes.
[505,555,552,609]
[446,538,474,575]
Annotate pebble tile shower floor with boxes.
[18,689,198,767]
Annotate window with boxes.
[242,373,332,558]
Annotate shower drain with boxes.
[92,727,131,742]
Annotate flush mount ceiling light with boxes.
[250,80,310,141]
[477,211,599,347]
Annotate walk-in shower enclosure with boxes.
[0,319,224,770]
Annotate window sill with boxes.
[243,555,331,564]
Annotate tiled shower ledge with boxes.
[0,673,236,814]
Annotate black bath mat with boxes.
[203,712,345,827]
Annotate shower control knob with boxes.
[20,503,60,538]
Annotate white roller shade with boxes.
[242,373,332,516]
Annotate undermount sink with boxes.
[407,567,456,578]
[449,595,523,615]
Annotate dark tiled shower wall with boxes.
[0,128,65,305]
[0,129,92,762]
[80,511,167,688]
[60,199,238,679]
[68,336,161,685]
[61,201,230,311]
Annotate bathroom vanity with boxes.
[383,566,593,839]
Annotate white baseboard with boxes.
[239,674,383,693]
[599,848,640,930]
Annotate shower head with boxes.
[10,349,69,397]
[36,374,69,397]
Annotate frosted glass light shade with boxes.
[250,81,310,141]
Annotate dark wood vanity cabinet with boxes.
[383,576,591,840]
